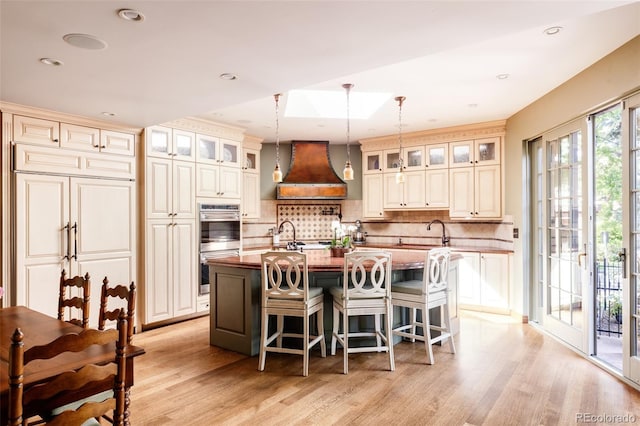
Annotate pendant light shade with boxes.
[395,95,406,184]
[342,83,354,181]
[272,93,283,183]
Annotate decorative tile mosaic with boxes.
[277,204,342,241]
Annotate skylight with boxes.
[284,89,391,119]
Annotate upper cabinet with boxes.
[363,151,383,174]
[242,147,261,219]
[425,143,448,169]
[359,122,505,218]
[13,115,135,156]
[147,125,195,161]
[196,134,241,168]
[449,137,500,168]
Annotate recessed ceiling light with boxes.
[118,9,145,22]
[468,103,478,108]
[63,33,108,50]
[219,73,238,81]
[544,26,562,36]
[496,73,509,80]
[39,58,64,66]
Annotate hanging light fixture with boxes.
[342,83,354,181]
[272,93,283,183]
[395,95,406,184]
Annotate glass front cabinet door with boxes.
[363,151,383,174]
[425,143,448,169]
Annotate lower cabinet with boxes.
[145,219,197,324]
[458,251,510,313]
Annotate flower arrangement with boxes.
[329,221,355,257]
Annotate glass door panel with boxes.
[623,92,640,383]
[543,119,589,352]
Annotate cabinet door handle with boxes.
[92,143,100,148]
[63,222,71,260]
[53,138,59,143]
[71,222,78,260]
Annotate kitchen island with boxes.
[208,249,459,356]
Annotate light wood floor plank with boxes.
[129,311,640,425]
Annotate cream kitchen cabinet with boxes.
[146,125,195,161]
[425,143,449,169]
[383,170,425,209]
[242,148,260,219]
[402,146,425,170]
[458,251,510,313]
[13,115,135,156]
[15,173,135,326]
[196,134,241,168]
[363,151,383,174]
[196,163,242,199]
[145,219,197,323]
[449,137,500,168]
[449,164,501,218]
[146,158,195,219]
[195,134,241,199]
[363,173,385,218]
[425,168,449,208]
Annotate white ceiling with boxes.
[1,1,639,144]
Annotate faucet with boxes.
[278,220,296,245]
[427,219,449,247]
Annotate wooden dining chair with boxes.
[391,247,456,364]
[330,250,394,374]
[58,270,91,329]
[258,251,326,377]
[99,277,136,344]
[8,311,128,426]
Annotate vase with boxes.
[330,247,351,257]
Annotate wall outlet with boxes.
[513,228,519,238]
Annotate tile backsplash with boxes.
[242,200,514,252]
[276,204,342,241]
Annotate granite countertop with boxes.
[243,242,513,255]
[207,248,462,271]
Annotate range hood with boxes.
[277,141,347,200]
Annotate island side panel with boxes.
[210,265,261,356]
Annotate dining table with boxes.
[0,305,145,425]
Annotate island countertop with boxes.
[207,248,461,272]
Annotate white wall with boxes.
[504,35,640,319]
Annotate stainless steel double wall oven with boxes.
[199,203,240,295]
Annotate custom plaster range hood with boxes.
[277,141,347,200]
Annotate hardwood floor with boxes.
[130,311,640,425]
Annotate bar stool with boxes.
[258,251,326,377]
[391,247,456,364]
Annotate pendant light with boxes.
[272,93,283,183]
[342,83,354,181]
[395,95,406,184]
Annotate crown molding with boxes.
[164,116,247,141]
[359,119,506,151]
